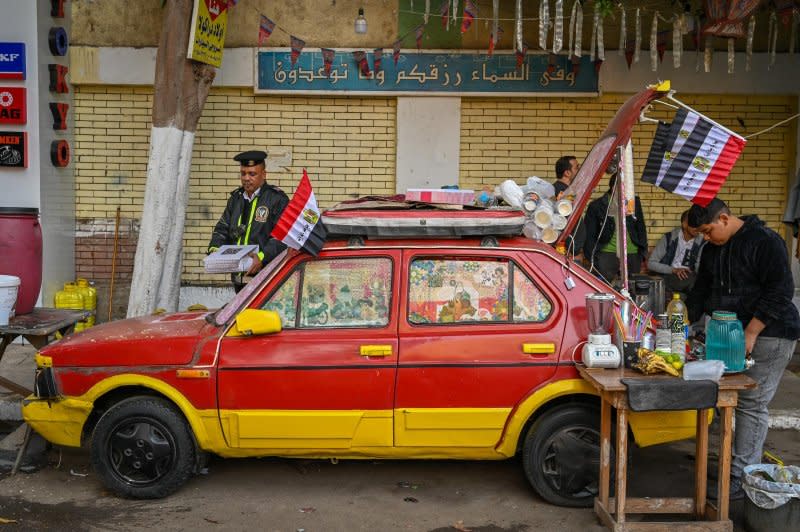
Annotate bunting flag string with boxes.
[618,6,626,57]
[768,10,778,68]
[704,35,713,72]
[568,1,582,60]
[290,35,305,67]
[441,0,450,30]
[415,24,426,51]
[492,0,499,47]
[461,0,477,33]
[553,0,564,55]
[746,16,755,71]
[515,0,523,54]
[634,8,641,64]
[590,4,598,60]
[650,12,658,71]
[424,0,430,24]
[539,1,550,50]
[727,38,735,73]
[452,0,459,24]
[321,48,335,77]
[673,14,683,68]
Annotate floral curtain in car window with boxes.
[300,257,391,328]
[262,270,299,328]
[408,259,510,324]
[512,267,552,322]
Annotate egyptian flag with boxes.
[290,35,305,67]
[641,109,746,206]
[321,48,335,77]
[353,51,371,77]
[515,42,528,70]
[373,48,383,73]
[488,26,504,57]
[258,15,275,46]
[271,170,327,256]
[461,0,477,33]
[392,40,402,66]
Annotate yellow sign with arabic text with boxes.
[187,0,228,68]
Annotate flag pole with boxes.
[666,92,745,141]
[616,145,629,296]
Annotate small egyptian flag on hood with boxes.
[461,0,477,33]
[290,35,305,67]
[271,170,327,256]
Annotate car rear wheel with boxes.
[522,405,612,507]
[90,396,195,499]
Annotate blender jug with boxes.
[586,293,614,335]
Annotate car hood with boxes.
[39,311,218,367]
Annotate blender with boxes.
[582,293,621,368]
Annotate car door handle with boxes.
[522,343,556,355]
[360,345,393,357]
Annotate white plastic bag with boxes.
[682,360,725,382]
[743,464,800,509]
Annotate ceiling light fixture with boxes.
[354,7,368,34]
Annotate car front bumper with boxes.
[22,396,93,448]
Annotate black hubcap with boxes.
[541,426,606,499]
[107,418,176,486]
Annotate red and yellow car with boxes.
[23,84,695,505]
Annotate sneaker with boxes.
[707,477,744,501]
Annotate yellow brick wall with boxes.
[74,86,397,284]
[461,93,798,248]
[74,87,796,286]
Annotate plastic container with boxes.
[682,360,725,381]
[522,221,542,240]
[551,213,567,231]
[0,207,43,315]
[533,199,555,228]
[55,282,85,331]
[666,293,688,359]
[76,278,97,329]
[555,198,573,216]
[522,191,541,213]
[525,176,556,199]
[0,274,20,326]
[655,313,671,352]
[706,310,746,372]
[541,227,559,244]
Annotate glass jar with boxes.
[705,311,746,372]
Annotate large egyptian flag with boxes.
[641,108,746,206]
[271,170,327,256]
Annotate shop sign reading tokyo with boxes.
[187,0,229,68]
[49,0,70,168]
[256,50,599,96]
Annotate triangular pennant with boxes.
[656,30,669,63]
[353,51,371,77]
[373,48,383,73]
[415,24,425,51]
[624,41,635,69]
[515,42,529,69]
[290,35,305,67]
[461,0,477,33]
[393,40,402,66]
[570,54,581,75]
[546,53,558,74]
[440,0,450,29]
[594,58,604,74]
[258,15,276,46]
[488,26,504,57]
[321,48,335,77]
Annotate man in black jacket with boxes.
[582,174,648,283]
[687,198,800,500]
[208,150,289,292]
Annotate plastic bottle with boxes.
[76,278,97,329]
[666,293,689,359]
[55,282,85,332]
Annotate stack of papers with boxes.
[204,245,258,273]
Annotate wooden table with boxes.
[0,307,89,397]
[577,365,756,532]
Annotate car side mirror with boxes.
[227,309,282,337]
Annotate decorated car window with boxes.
[408,258,551,325]
[262,269,300,329]
[512,267,552,322]
[298,257,391,328]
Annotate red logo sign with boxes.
[0,131,27,168]
[0,87,26,125]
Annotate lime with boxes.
[671,360,684,370]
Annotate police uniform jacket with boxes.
[208,184,289,266]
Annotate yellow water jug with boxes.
[55,282,85,332]
[76,278,97,329]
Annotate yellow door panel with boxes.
[395,408,511,447]
[221,410,393,449]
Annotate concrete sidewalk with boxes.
[2,342,800,428]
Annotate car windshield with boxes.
[209,249,289,327]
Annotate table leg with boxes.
[599,396,611,509]
[11,423,32,475]
[614,405,628,523]
[717,406,734,521]
[0,333,20,360]
[695,408,709,518]
[23,334,51,351]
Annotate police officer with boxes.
[208,150,289,292]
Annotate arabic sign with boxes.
[256,49,599,96]
[0,87,26,125]
[0,132,27,168]
[187,0,228,68]
[0,43,26,80]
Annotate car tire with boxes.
[90,396,196,499]
[522,405,611,508]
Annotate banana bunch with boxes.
[634,348,681,377]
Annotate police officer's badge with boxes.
[255,206,269,223]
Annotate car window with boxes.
[298,257,391,328]
[262,270,300,329]
[512,267,552,322]
[408,258,551,325]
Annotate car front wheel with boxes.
[522,405,611,507]
[90,396,196,499]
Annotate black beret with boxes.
[233,150,267,167]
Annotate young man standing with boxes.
[686,198,800,500]
[648,209,706,294]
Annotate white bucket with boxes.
[0,275,20,326]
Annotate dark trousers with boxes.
[593,251,641,283]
